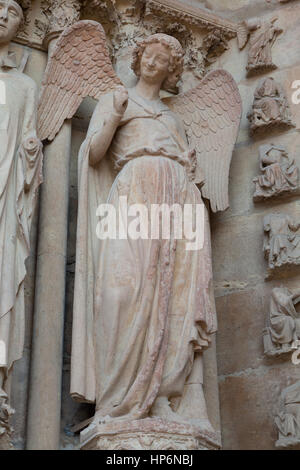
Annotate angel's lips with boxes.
[143,67,159,75]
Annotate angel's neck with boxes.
[0,43,10,62]
[135,78,161,101]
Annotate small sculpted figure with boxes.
[263,213,300,271]
[38,21,242,449]
[275,381,300,449]
[253,144,299,202]
[247,77,294,133]
[0,0,43,439]
[237,17,282,75]
[263,287,300,357]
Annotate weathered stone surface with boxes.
[216,287,266,377]
[4,0,300,452]
[80,418,221,450]
[68,32,239,446]
[263,287,300,358]
[219,366,300,450]
[275,380,300,449]
[247,77,295,134]
[253,144,299,202]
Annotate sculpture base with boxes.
[265,261,300,281]
[276,436,300,450]
[246,63,277,77]
[80,418,221,450]
[253,186,300,203]
[250,120,295,136]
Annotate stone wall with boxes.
[209,0,300,450]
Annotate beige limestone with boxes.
[264,287,300,358]
[1,0,299,452]
[219,365,300,450]
[80,418,220,450]
[275,380,300,449]
[26,33,72,450]
[237,17,282,75]
[253,144,299,202]
[0,0,43,447]
[54,29,242,449]
[26,119,71,450]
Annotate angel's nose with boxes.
[148,57,155,66]
[0,6,8,20]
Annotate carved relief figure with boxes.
[263,214,300,270]
[38,21,241,449]
[40,0,81,40]
[0,0,43,433]
[253,144,299,202]
[275,381,300,449]
[237,17,282,75]
[247,77,294,133]
[263,287,300,357]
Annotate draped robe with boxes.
[0,54,43,386]
[71,89,217,421]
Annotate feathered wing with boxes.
[163,69,242,213]
[237,21,249,50]
[38,20,123,141]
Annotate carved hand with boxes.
[113,87,129,116]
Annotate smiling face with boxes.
[140,43,171,87]
[0,1,23,44]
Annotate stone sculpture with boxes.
[0,0,43,446]
[237,17,282,75]
[263,213,300,272]
[263,287,300,357]
[253,144,299,202]
[275,380,300,449]
[38,20,242,450]
[247,77,294,134]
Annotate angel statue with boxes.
[0,0,43,436]
[38,21,241,449]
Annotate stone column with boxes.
[26,0,81,450]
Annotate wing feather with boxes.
[237,21,249,50]
[38,20,123,142]
[163,70,242,212]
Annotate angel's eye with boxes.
[8,7,18,17]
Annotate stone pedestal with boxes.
[80,418,221,450]
[276,436,300,450]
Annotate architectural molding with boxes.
[145,0,238,38]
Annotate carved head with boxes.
[132,33,184,94]
[0,0,24,44]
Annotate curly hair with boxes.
[131,33,184,94]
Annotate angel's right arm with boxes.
[87,94,121,167]
[89,110,122,167]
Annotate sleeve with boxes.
[19,79,43,194]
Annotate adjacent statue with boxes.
[253,144,299,202]
[0,0,43,437]
[38,21,242,449]
[263,287,300,357]
[237,17,282,75]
